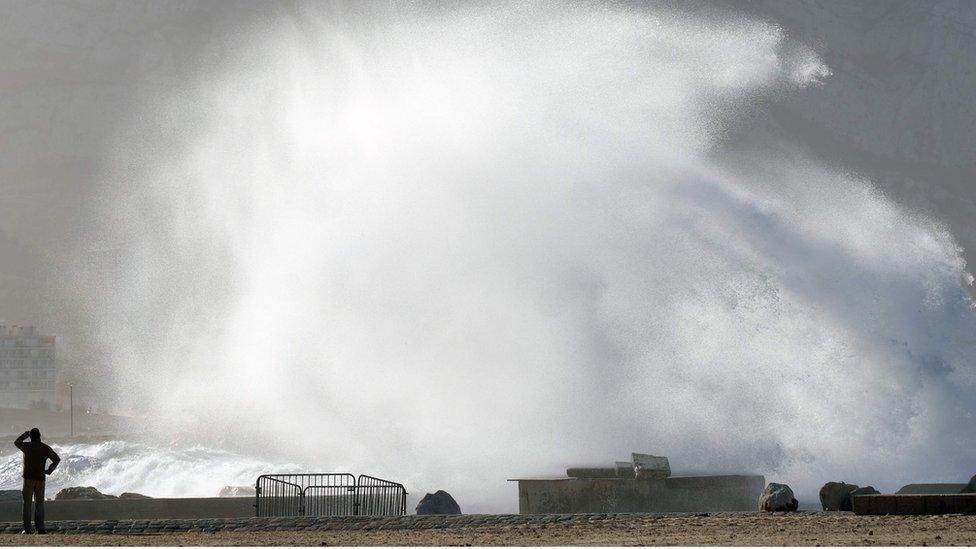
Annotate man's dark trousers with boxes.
[22,479,44,533]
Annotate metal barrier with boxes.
[356,475,408,516]
[255,473,407,517]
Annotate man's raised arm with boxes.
[45,449,61,475]
[14,431,29,451]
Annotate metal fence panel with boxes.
[255,473,406,517]
[356,475,408,517]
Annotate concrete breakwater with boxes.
[512,475,766,514]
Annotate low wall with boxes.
[512,475,765,514]
[853,494,976,515]
[0,497,254,521]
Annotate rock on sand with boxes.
[820,481,859,511]
[416,490,462,515]
[759,482,798,512]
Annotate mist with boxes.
[66,2,974,512]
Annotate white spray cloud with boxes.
[89,2,975,511]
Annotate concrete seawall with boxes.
[512,475,765,514]
[0,497,254,521]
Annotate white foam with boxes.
[0,440,299,498]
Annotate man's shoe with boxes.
[20,529,34,534]
[36,529,47,534]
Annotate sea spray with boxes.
[0,439,300,498]
[81,2,975,512]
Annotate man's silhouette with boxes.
[14,428,60,534]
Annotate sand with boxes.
[1,512,973,546]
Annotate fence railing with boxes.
[255,473,407,517]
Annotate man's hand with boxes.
[21,431,29,438]
[44,468,54,476]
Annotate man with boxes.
[14,428,60,534]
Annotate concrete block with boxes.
[924,495,949,514]
[896,495,923,514]
[632,453,670,479]
[615,462,635,478]
[566,467,618,478]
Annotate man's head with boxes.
[29,428,40,442]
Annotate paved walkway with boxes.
[0,513,694,535]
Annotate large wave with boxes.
[83,2,975,511]
[0,440,298,498]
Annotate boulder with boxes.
[0,490,21,502]
[632,453,670,479]
[819,481,859,511]
[55,486,116,500]
[119,492,152,499]
[759,482,798,512]
[219,485,256,497]
[415,490,461,515]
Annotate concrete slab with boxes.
[566,467,618,478]
[895,483,966,494]
[853,494,976,515]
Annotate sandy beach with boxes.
[1,512,973,546]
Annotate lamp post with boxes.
[68,383,73,438]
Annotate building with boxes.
[0,324,57,409]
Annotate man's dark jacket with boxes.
[14,433,60,481]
